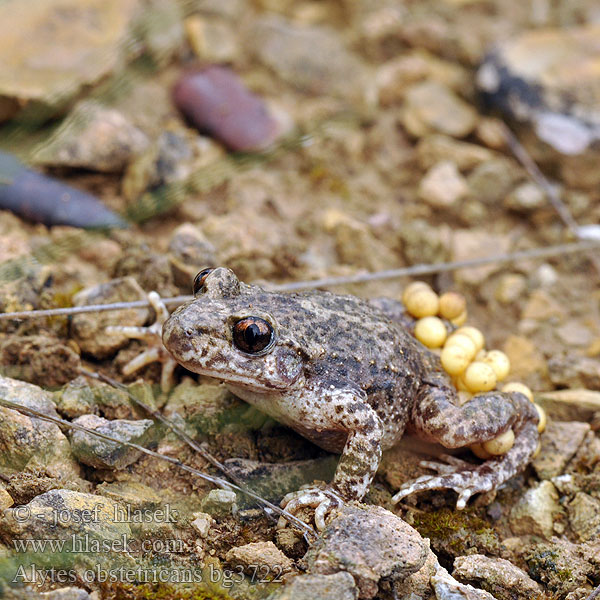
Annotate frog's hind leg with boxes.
[392,376,540,509]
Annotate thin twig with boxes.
[585,585,600,600]
[0,239,597,321]
[501,122,600,275]
[0,396,316,540]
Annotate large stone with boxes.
[268,572,358,600]
[567,492,600,542]
[477,25,600,156]
[0,0,141,120]
[0,376,80,479]
[306,504,427,599]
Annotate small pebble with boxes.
[173,65,279,152]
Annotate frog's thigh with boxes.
[411,381,538,448]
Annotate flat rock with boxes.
[535,389,600,423]
[70,414,157,469]
[532,421,590,480]
[547,354,600,389]
[0,0,141,120]
[453,554,543,600]
[32,101,149,172]
[509,480,561,539]
[305,504,427,600]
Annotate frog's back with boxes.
[259,289,427,446]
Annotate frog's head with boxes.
[162,267,306,391]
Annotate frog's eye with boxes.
[193,268,214,295]
[232,317,274,354]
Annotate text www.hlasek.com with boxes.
[13,534,184,554]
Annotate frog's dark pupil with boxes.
[193,268,214,295]
[232,317,273,354]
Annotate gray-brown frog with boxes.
[155,267,539,529]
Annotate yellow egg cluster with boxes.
[402,281,548,458]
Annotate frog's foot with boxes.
[278,484,345,531]
[106,291,177,392]
[392,422,538,510]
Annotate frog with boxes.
[110,267,540,530]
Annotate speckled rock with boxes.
[0,376,80,479]
[567,492,600,542]
[268,572,358,600]
[402,81,478,138]
[526,538,600,596]
[70,277,149,358]
[532,421,590,480]
[453,554,543,600]
[432,565,495,600]
[226,541,293,577]
[509,480,561,539]
[32,101,149,172]
[0,0,141,120]
[418,161,469,208]
[248,15,369,102]
[305,504,428,599]
[69,414,157,470]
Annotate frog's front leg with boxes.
[393,373,539,509]
[279,388,384,531]
[106,291,178,392]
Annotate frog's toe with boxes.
[278,486,343,531]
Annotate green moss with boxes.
[411,508,500,558]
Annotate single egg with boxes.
[483,350,511,381]
[438,292,467,320]
[464,361,497,393]
[414,316,447,348]
[502,382,534,403]
[482,429,515,455]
